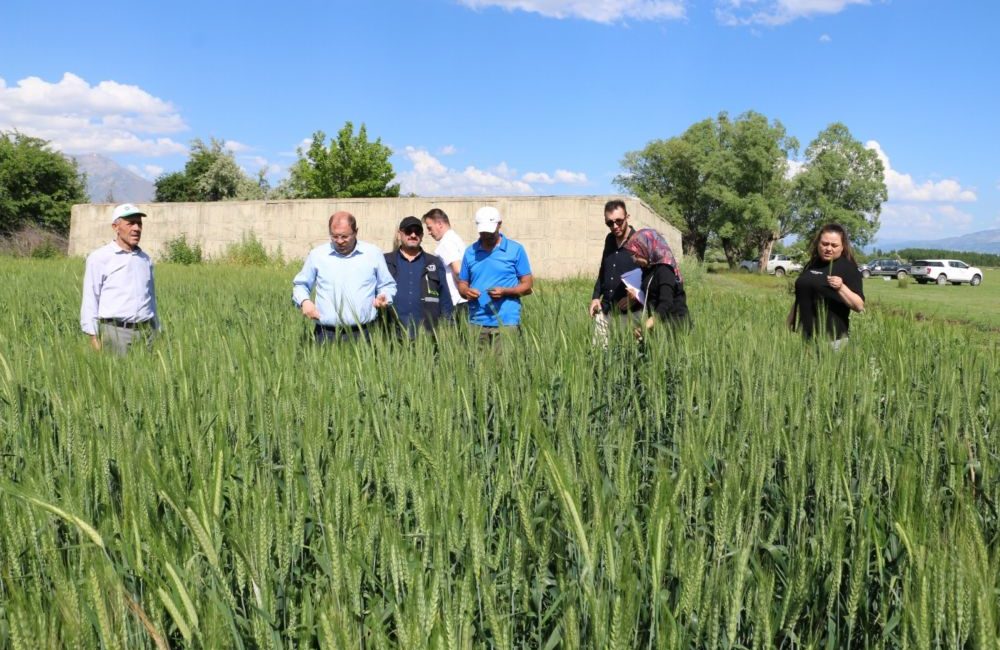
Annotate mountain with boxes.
[874,229,1000,255]
[73,154,155,204]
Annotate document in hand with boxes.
[620,268,646,305]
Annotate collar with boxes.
[110,240,142,254]
[328,242,362,258]
[397,247,424,263]
[615,226,636,250]
[475,234,507,253]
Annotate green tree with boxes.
[154,138,265,202]
[616,117,724,260]
[0,131,88,235]
[791,123,887,247]
[616,112,796,265]
[709,112,798,268]
[280,122,399,198]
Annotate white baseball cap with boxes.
[112,203,147,223]
[474,206,502,233]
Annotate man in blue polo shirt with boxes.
[383,216,453,338]
[457,206,533,340]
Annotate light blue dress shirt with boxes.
[292,240,397,327]
[80,241,159,335]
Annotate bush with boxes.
[222,231,283,266]
[163,234,203,265]
[29,240,63,259]
[0,226,68,258]
[897,274,910,289]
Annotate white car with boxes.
[909,259,983,286]
[739,254,803,276]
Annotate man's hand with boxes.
[373,294,390,309]
[589,299,602,317]
[89,335,101,351]
[487,287,507,299]
[301,299,320,320]
[459,283,480,300]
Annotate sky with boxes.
[1,0,997,244]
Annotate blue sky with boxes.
[1,0,997,243]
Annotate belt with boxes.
[316,321,370,333]
[99,318,153,330]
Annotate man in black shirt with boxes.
[589,199,642,346]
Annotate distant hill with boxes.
[73,154,155,204]
[874,228,1000,255]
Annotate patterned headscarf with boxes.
[624,228,683,283]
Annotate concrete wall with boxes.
[69,196,682,279]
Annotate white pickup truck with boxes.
[739,254,804,277]
[910,259,983,286]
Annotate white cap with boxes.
[474,206,502,233]
[112,203,146,223]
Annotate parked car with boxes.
[739,254,803,276]
[909,259,984,286]
[859,258,909,279]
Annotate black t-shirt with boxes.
[642,264,690,324]
[793,256,864,339]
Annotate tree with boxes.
[280,122,399,199]
[616,112,796,265]
[616,117,724,260]
[0,131,88,235]
[791,123,887,248]
[154,138,265,202]
[709,112,798,268]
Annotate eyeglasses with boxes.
[605,218,626,228]
[402,228,423,236]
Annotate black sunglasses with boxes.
[402,227,423,236]
[605,217,626,228]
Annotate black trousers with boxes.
[313,322,372,344]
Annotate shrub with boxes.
[897,274,910,289]
[163,234,203,265]
[222,231,283,266]
[29,240,63,259]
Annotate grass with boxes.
[0,257,997,648]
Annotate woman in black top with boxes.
[623,228,690,337]
[788,223,865,343]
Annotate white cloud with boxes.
[716,0,870,26]
[554,169,588,184]
[395,147,537,195]
[457,0,685,23]
[878,203,975,241]
[819,33,831,42]
[439,144,457,155]
[224,140,252,153]
[522,169,588,185]
[0,72,187,156]
[144,164,164,178]
[785,158,805,178]
[522,172,554,184]
[866,141,976,202]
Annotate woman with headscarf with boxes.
[788,223,865,347]
[623,228,690,337]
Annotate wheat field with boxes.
[0,258,997,648]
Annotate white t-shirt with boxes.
[434,228,467,305]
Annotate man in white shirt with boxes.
[80,203,159,354]
[422,208,468,317]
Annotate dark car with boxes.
[859,258,909,279]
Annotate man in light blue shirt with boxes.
[457,206,533,341]
[292,211,397,343]
[80,203,159,354]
